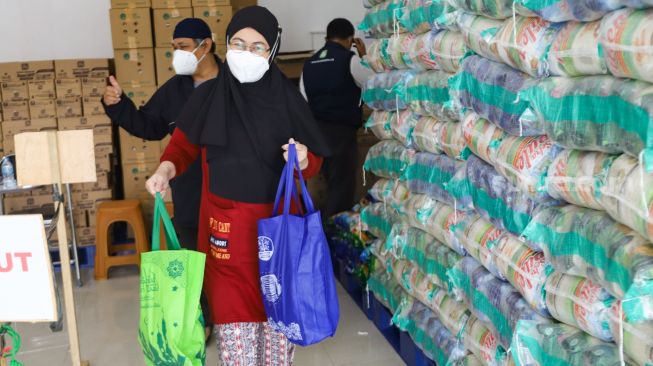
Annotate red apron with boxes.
[196,150,272,324]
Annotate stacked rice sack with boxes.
[518,3,653,365]
[444,0,653,364]
[360,1,482,364]
[436,4,558,364]
[360,1,653,365]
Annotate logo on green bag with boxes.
[167,260,184,279]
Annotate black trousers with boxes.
[319,123,359,218]
[175,224,212,326]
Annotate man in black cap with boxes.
[300,18,373,217]
[102,17,219,338]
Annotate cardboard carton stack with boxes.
[0,62,58,236]
[109,0,159,228]
[110,0,233,230]
[153,0,193,85]
[0,59,113,245]
[191,0,232,62]
[56,59,114,245]
[152,0,233,85]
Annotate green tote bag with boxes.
[139,193,207,366]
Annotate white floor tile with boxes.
[4,268,405,366]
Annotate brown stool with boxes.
[94,200,149,280]
[158,202,174,250]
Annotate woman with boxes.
[145,6,330,365]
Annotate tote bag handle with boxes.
[151,192,181,251]
[272,144,317,216]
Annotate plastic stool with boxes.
[159,202,174,250]
[94,200,149,280]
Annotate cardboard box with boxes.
[28,99,57,119]
[193,6,232,44]
[94,125,114,145]
[57,115,111,131]
[275,52,313,80]
[0,61,55,82]
[123,85,156,108]
[153,7,194,47]
[95,144,115,172]
[28,80,56,100]
[230,0,257,11]
[1,101,29,121]
[71,208,89,228]
[110,8,154,49]
[1,81,29,101]
[122,161,159,199]
[95,143,114,161]
[113,48,157,87]
[96,156,113,173]
[3,185,53,199]
[72,189,113,208]
[74,225,96,245]
[152,0,191,8]
[2,118,58,139]
[72,190,113,224]
[57,116,113,145]
[72,170,112,193]
[191,0,231,6]
[82,96,105,116]
[110,0,151,8]
[82,77,107,98]
[160,134,171,152]
[1,118,58,153]
[119,129,162,164]
[55,78,82,98]
[54,59,110,79]
[56,97,83,118]
[2,194,53,214]
[155,47,175,85]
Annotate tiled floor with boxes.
[8,267,405,365]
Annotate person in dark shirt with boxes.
[102,18,218,338]
[300,18,373,217]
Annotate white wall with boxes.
[259,0,367,52]
[0,0,114,63]
[0,0,365,63]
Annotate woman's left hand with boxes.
[282,138,309,170]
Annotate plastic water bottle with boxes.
[1,158,16,188]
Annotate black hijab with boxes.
[177,6,331,204]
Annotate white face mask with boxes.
[172,40,206,75]
[226,50,270,83]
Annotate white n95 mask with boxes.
[226,50,270,83]
[172,40,206,75]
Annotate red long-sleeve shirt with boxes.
[160,128,323,324]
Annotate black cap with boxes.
[173,18,212,40]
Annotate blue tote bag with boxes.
[257,143,340,346]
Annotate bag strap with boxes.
[0,324,24,366]
[151,193,181,251]
[272,144,303,216]
[291,145,316,214]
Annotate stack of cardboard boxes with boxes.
[0,59,113,245]
[110,0,234,228]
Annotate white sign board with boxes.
[0,215,57,322]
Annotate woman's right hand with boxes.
[146,161,176,197]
